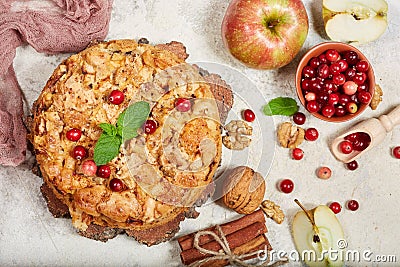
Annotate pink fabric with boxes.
[0,0,113,166]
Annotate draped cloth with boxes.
[0,0,113,166]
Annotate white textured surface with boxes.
[1,0,400,266]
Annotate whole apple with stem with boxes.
[221,0,309,69]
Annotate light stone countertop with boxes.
[1,0,399,266]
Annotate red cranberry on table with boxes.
[292,112,306,125]
[97,165,111,178]
[347,200,359,211]
[175,98,191,112]
[393,146,400,159]
[72,145,87,160]
[243,109,256,122]
[279,179,294,194]
[329,202,342,214]
[109,90,125,105]
[292,148,304,160]
[305,128,319,141]
[346,160,358,171]
[317,166,332,179]
[66,128,82,141]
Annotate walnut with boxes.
[223,166,265,214]
[222,120,253,150]
[277,122,304,148]
[370,84,383,110]
[260,200,285,224]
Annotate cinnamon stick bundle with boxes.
[178,210,271,266]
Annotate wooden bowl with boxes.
[295,42,375,123]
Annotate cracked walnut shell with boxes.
[277,122,305,148]
[260,200,285,224]
[223,166,265,214]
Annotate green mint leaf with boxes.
[93,134,122,166]
[118,101,150,141]
[263,97,299,116]
[99,123,117,136]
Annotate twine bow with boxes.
[189,225,288,267]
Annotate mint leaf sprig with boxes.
[94,101,150,166]
[263,97,299,116]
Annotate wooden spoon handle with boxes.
[379,105,400,132]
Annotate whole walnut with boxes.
[222,166,265,214]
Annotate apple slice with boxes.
[323,0,388,44]
[292,200,345,267]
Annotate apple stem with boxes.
[294,199,320,243]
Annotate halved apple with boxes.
[323,0,388,44]
[292,202,345,267]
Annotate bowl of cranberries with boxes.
[295,42,375,122]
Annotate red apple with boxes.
[221,0,309,69]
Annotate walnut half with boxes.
[222,120,253,150]
[277,122,304,148]
[370,84,383,110]
[260,200,285,224]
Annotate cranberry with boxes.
[346,160,358,171]
[353,72,367,85]
[317,166,332,179]
[346,102,358,114]
[392,146,400,159]
[325,49,340,62]
[309,78,323,92]
[356,60,369,72]
[307,100,320,113]
[347,200,359,211]
[335,105,346,117]
[357,83,369,92]
[316,92,329,105]
[332,74,346,85]
[109,90,125,105]
[81,160,97,176]
[305,92,316,102]
[343,81,358,95]
[317,64,330,79]
[279,179,294,194]
[66,128,82,141]
[293,112,306,125]
[329,202,342,214]
[109,178,125,192]
[357,91,372,104]
[305,128,319,141]
[309,57,321,68]
[343,50,359,65]
[301,79,311,91]
[97,165,111,178]
[345,68,357,80]
[338,94,351,106]
[329,63,341,75]
[175,98,191,112]
[243,109,256,122]
[321,105,335,118]
[318,53,328,64]
[323,79,338,93]
[292,148,304,160]
[337,59,348,72]
[328,93,339,105]
[72,145,87,160]
[302,66,316,78]
[339,140,353,154]
[144,120,157,134]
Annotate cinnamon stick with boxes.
[200,234,272,267]
[178,209,265,251]
[180,222,267,265]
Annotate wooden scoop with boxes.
[331,105,400,163]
